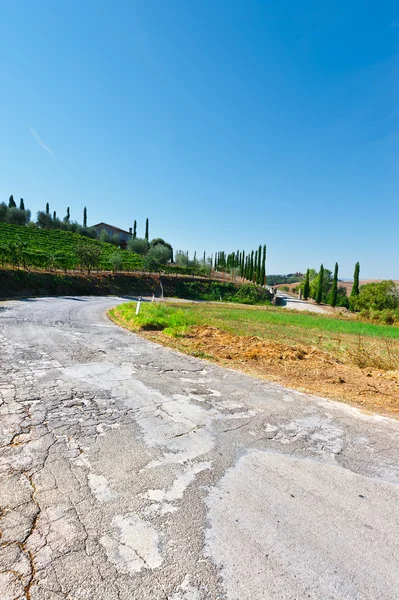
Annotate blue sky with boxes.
[1,1,398,278]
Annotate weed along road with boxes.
[1,297,399,600]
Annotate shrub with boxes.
[128,237,148,255]
[147,244,171,265]
[355,280,399,312]
[109,252,123,273]
[235,284,271,304]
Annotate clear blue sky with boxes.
[1,1,398,278]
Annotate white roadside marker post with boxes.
[136,296,142,315]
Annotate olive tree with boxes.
[128,237,148,255]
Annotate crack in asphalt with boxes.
[0,297,398,600]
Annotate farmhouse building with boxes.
[91,222,133,248]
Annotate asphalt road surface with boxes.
[0,296,398,600]
[277,291,331,314]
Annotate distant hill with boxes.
[267,274,304,286]
[338,279,399,295]
[0,223,143,271]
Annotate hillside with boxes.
[0,223,143,271]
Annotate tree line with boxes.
[301,262,360,309]
[214,245,267,285]
[172,245,268,285]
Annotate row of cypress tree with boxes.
[303,261,360,308]
[131,218,149,241]
[214,244,267,285]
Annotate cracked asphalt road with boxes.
[0,296,398,600]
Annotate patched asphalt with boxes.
[0,296,398,600]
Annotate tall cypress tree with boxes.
[252,250,258,283]
[53,211,56,221]
[249,250,254,282]
[133,220,137,239]
[331,262,339,307]
[315,264,324,304]
[351,262,360,297]
[257,244,262,283]
[350,261,360,311]
[46,202,50,214]
[83,206,87,228]
[65,207,70,221]
[260,244,266,285]
[9,195,16,208]
[19,198,25,210]
[145,218,149,242]
[303,269,310,300]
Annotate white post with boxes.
[152,294,155,302]
[136,296,142,315]
[160,281,164,301]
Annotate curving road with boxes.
[276,291,331,314]
[0,297,398,600]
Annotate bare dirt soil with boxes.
[142,326,399,417]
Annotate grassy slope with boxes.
[0,222,143,270]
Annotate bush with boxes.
[128,237,149,255]
[171,280,271,304]
[0,203,31,225]
[358,308,399,325]
[150,238,173,262]
[336,295,349,308]
[355,280,399,312]
[147,244,171,265]
[109,252,123,272]
[234,284,271,304]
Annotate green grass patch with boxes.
[110,302,198,337]
[110,301,399,371]
[111,301,399,339]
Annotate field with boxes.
[0,223,143,271]
[109,301,399,416]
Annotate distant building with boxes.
[91,222,132,249]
